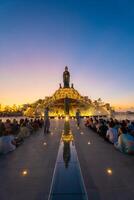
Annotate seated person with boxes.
[85,118,93,128]
[106,122,118,144]
[96,120,102,133]
[127,121,134,131]
[26,122,34,134]
[0,119,5,136]
[115,127,134,154]
[18,122,30,139]
[85,118,90,126]
[12,119,20,135]
[32,119,39,131]
[0,131,16,154]
[4,119,12,135]
[98,121,108,138]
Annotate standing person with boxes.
[76,109,81,127]
[44,107,50,134]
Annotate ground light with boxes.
[106,168,113,175]
[21,170,28,176]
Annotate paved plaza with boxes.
[0,119,134,200]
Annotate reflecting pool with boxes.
[48,120,88,200]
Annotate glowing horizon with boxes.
[0,80,134,112]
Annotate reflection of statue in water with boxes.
[63,66,70,88]
[64,120,70,134]
[63,142,71,168]
[63,120,71,168]
[64,96,70,115]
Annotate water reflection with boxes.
[61,119,74,168]
[64,119,70,134]
[49,118,88,200]
[63,142,71,168]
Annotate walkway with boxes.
[1,119,134,200]
[0,120,63,200]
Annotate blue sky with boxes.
[0,0,134,110]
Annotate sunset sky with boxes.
[0,0,134,111]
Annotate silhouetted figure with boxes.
[76,109,81,127]
[44,107,50,134]
[64,96,70,115]
[59,83,62,89]
[71,83,74,89]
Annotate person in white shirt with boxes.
[0,131,16,154]
[106,122,118,144]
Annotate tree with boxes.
[24,107,35,117]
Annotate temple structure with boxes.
[24,67,113,117]
[34,66,112,117]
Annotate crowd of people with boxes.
[1,115,134,156]
[0,118,44,155]
[85,117,134,154]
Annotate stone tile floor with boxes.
[0,120,63,200]
[1,119,134,200]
